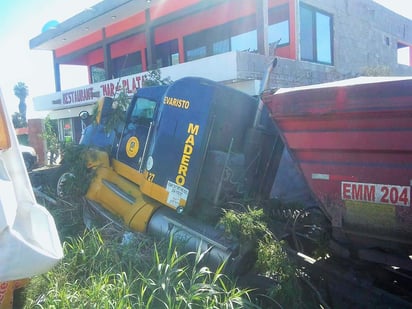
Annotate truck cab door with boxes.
[115,94,158,171]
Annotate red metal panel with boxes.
[150,0,201,19]
[110,33,146,58]
[87,48,104,66]
[105,12,146,38]
[154,0,256,43]
[55,0,298,65]
[287,0,296,59]
[55,31,103,58]
[284,130,412,151]
[264,77,412,245]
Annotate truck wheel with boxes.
[56,172,75,199]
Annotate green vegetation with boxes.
[19,189,324,308]
[13,81,29,123]
[219,206,313,308]
[12,111,27,128]
[56,144,97,200]
[105,90,129,134]
[41,116,60,165]
[21,197,259,308]
[90,88,130,135]
[143,69,173,86]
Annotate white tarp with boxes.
[0,90,63,282]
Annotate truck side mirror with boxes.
[79,111,89,120]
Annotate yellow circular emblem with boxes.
[125,136,139,158]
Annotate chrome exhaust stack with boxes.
[253,42,279,128]
[147,207,254,274]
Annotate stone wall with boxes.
[302,0,412,76]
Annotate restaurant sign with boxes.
[34,72,147,111]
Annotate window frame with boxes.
[155,39,179,68]
[112,51,143,78]
[299,3,333,65]
[268,4,290,47]
[183,15,258,61]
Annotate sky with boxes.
[0,0,102,117]
[0,0,411,118]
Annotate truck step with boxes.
[102,179,135,204]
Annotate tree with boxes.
[12,112,27,128]
[13,82,29,123]
[143,69,173,87]
[41,116,60,165]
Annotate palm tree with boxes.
[13,82,29,123]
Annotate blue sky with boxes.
[0,0,101,117]
[0,0,410,117]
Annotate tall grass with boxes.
[27,188,323,308]
[22,228,258,308]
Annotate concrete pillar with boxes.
[145,9,156,70]
[256,0,269,56]
[53,51,61,92]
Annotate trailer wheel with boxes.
[289,206,330,255]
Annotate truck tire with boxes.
[56,171,75,199]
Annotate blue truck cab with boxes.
[82,77,280,218]
[79,76,281,271]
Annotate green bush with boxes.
[219,206,318,308]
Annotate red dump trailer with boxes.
[263,76,412,269]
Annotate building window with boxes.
[269,20,289,46]
[268,4,290,47]
[156,39,179,68]
[59,118,73,143]
[213,39,230,55]
[300,4,333,65]
[112,51,142,77]
[91,63,105,83]
[231,30,257,52]
[397,42,411,66]
[186,46,207,61]
[183,4,291,62]
[184,26,227,61]
[184,15,257,62]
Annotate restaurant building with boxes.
[29,0,412,162]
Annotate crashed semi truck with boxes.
[58,66,412,272]
[60,71,281,272]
